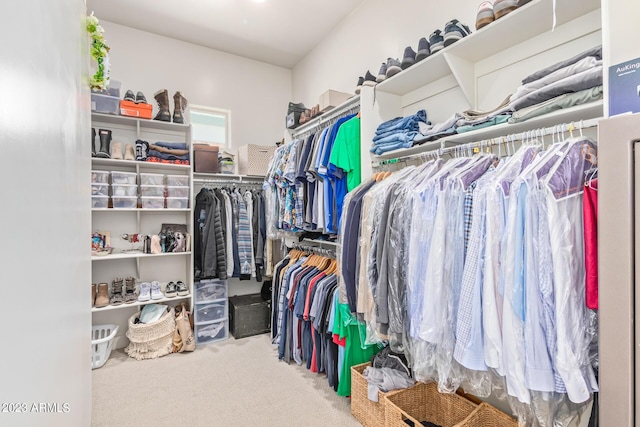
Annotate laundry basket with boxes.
[91,324,119,369]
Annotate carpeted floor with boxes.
[92,333,361,426]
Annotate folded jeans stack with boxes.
[370,110,429,155]
[508,46,604,123]
[147,141,191,165]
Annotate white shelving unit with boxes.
[91,112,194,349]
[361,0,603,169]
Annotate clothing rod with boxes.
[372,117,601,167]
[193,178,263,185]
[292,95,361,138]
[290,243,336,259]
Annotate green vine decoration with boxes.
[87,12,111,91]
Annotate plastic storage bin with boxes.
[140,173,164,186]
[141,197,165,209]
[105,80,121,98]
[92,324,119,369]
[140,185,165,197]
[195,300,228,324]
[92,195,109,209]
[195,280,228,303]
[166,186,189,198]
[166,197,188,209]
[112,196,138,209]
[91,170,110,184]
[112,184,138,197]
[111,171,137,185]
[195,320,229,345]
[91,183,109,196]
[91,93,120,115]
[166,175,189,187]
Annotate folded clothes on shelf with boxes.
[509,85,603,124]
[154,141,188,150]
[371,110,428,154]
[147,149,190,161]
[146,156,190,165]
[521,45,602,85]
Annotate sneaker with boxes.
[363,70,377,87]
[476,1,495,30]
[415,37,431,62]
[135,91,147,104]
[386,58,402,78]
[123,89,135,102]
[177,281,190,297]
[376,63,387,83]
[493,0,518,19]
[401,46,416,70]
[165,281,177,298]
[429,30,445,54]
[355,76,364,95]
[443,19,472,48]
[150,281,163,300]
[138,282,151,302]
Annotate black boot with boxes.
[172,91,188,124]
[91,128,96,157]
[96,129,112,158]
[153,89,171,122]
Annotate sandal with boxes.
[110,278,124,306]
[123,277,137,304]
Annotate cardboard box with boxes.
[319,90,352,113]
[193,144,219,173]
[120,100,152,119]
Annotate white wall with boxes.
[0,0,91,425]
[292,0,478,105]
[100,20,292,151]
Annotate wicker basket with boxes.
[385,382,477,427]
[458,402,517,426]
[351,362,401,427]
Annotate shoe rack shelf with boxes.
[91,112,194,350]
[91,251,192,261]
[91,294,191,313]
[361,0,602,166]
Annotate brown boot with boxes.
[172,91,188,124]
[153,89,171,122]
[91,283,96,307]
[95,283,109,308]
[110,278,124,306]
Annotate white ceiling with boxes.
[87,0,364,68]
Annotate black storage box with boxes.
[229,294,271,339]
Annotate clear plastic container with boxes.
[91,170,110,184]
[140,185,165,197]
[112,196,138,209]
[166,197,188,209]
[112,184,138,197]
[92,195,109,209]
[105,80,121,98]
[141,197,165,209]
[195,320,229,345]
[91,93,120,115]
[166,186,189,198]
[111,171,137,185]
[195,280,228,303]
[140,173,164,186]
[91,183,109,197]
[166,175,189,187]
[195,300,228,324]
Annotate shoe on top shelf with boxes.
[376,62,387,83]
[493,0,519,19]
[123,90,135,102]
[401,46,417,70]
[363,70,377,87]
[428,30,445,54]
[135,91,148,104]
[385,58,402,78]
[443,19,472,47]
[138,282,151,302]
[476,1,495,30]
[150,281,163,300]
[355,76,364,95]
[415,37,431,62]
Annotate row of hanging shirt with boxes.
[271,247,379,397]
[193,185,267,282]
[263,112,362,238]
[339,134,599,426]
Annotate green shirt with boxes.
[329,116,361,192]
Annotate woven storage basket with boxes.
[125,307,175,360]
[238,144,276,176]
[458,402,517,426]
[385,382,477,427]
[351,362,405,427]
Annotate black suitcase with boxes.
[229,294,271,339]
